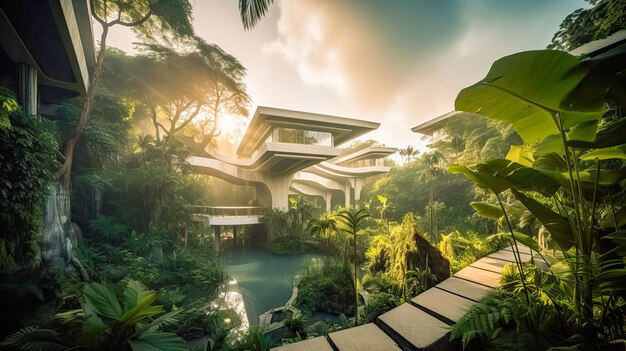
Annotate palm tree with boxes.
[239,0,275,30]
[420,151,444,242]
[308,214,337,259]
[336,207,371,326]
[399,145,420,165]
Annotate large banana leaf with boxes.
[83,282,122,320]
[120,293,163,326]
[568,117,626,149]
[470,202,503,220]
[580,145,626,161]
[455,50,606,144]
[511,189,574,250]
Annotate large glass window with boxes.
[267,128,333,147]
[342,158,384,168]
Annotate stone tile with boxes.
[503,245,532,255]
[377,303,450,351]
[435,277,494,302]
[454,266,502,288]
[470,256,510,273]
[272,336,334,351]
[328,323,400,351]
[411,288,475,324]
[488,250,532,263]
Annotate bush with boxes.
[0,87,59,269]
[296,261,354,315]
[362,292,399,323]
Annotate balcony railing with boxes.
[192,206,265,217]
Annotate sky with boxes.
[100,0,589,157]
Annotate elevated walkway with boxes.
[191,206,263,226]
[273,245,535,351]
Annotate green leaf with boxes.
[566,120,598,143]
[455,50,606,144]
[603,206,626,228]
[568,117,626,149]
[506,145,534,166]
[478,159,561,195]
[448,164,509,194]
[123,280,153,313]
[534,134,564,158]
[120,293,163,325]
[129,332,187,351]
[580,145,626,161]
[494,231,541,252]
[470,202,504,220]
[511,189,574,250]
[135,310,183,338]
[83,282,122,320]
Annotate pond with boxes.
[221,248,322,325]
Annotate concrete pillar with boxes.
[354,178,364,202]
[16,63,37,115]
[344,184,351,207]
[263,173,295,211]
[214,225,221,253]
[233,225,238,250]
[325,191,333,213]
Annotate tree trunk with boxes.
[57,26,109,188]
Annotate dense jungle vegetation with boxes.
[1,0,625,350]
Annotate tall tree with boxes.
[336,207,371,326]
[239,0,275,30]
[399,145,419,165]
[308,214,337,260]
[548,0,626,51]
[57,0,194,188]
[420,151,444,242]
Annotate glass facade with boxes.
[267,128,334,147]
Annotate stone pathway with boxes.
[271,245,534,351]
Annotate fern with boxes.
[0,326,67,351]
[450,292,524,350]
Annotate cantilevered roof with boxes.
[331,146,397,165]
[411,111,475,135]
[0,1,96,102]
[237,106,380,157]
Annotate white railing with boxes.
[192,206,265,217]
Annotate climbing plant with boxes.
[0,87,59,269]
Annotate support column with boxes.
[214,225,221,253]
[233,225,238,250]
[354,178,364,203]
[344,184,351,207]
[16,63,38,115]
[325,191,333,213]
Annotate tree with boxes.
[57,0,195,188]
[336,207,371,326]
[239,0,275,30]
[308,214,337,259]
[420,151,445,242]
[548,0,626,51]
[399,145,419,165]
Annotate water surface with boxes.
[221,249,322,325]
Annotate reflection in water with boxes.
[221,248,322,325]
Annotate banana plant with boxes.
[451,48,626,345]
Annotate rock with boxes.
[410,229,450,283]
[42,182,73,266]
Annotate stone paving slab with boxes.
[411,287,475,324]
[377,303,450,351]
[328,323,401,351]
[434,277,494,302]
[503,245,532,255]
[470,256,510,273]
[271,336,333,351]
[487,249,531,263]
[454,266,502,288]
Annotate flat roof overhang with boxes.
[307,163,391,181]
[237,106,380,158]
[331,146,397,165]
[0,0,95,103]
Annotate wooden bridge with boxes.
[273,245,533,351]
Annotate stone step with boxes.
[470,256,511,273]
[327,323,401,351]
[410,287,476,325]
[271,336,333,351]
[503,244,532,255]
[487,249,532,263]
[435,277,494,302]
[376,303,451,351]
[454,266,502,288]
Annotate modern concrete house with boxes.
[188,106,396,245]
